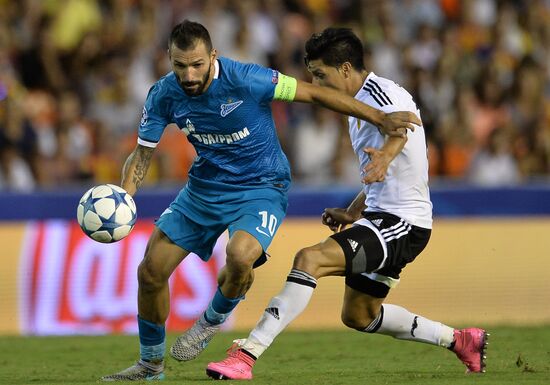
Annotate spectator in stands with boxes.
[468,127,521,186]
[0,140,35,191]
[291,105,342,185]
[0,0,549,190]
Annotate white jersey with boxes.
[349,73,432,229]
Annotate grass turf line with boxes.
[0,326,548,384]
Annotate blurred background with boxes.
[0,0,549,336]
[1,0,550,190]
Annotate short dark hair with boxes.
[304,28,365,71]
[169,20,213,52]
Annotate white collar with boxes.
[213,59,219,79]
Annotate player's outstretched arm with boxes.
[292,79,420,137]
[362,136,407,184]
[121,144,155,196]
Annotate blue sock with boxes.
[138,316,165,362]
[204,287,244,325]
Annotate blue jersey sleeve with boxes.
[138,82,170,147]
[241,63,278,104]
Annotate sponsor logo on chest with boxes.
[220,99,243,117]
[176,116,250,145]
[174,97,249,144]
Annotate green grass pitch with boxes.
[0,326,548,384]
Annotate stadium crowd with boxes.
[0,0,549,191]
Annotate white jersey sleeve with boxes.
[348,73,432,229]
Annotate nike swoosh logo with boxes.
[174,111,186,119]
[161,208,173,216]
[220,100,243,117]
[255,227,271,237]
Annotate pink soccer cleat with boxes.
[452,328,489,373]
[206,346,256,380]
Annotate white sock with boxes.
[242,269,317,358]
[368,304,454,347]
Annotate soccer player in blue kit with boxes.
[101,20,421,381]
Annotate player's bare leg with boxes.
[170,231,262,361]
[102,228,188,381]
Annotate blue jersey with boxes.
[138,57,291,188]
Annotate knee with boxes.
[224,247,256,278]
[341,312,367,331]
[293,246,322,277]
[341,306,381,331]
[137,255,166,291]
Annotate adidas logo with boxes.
[371,219,383,227]
[265,307,280,320]
[347,239,359,252]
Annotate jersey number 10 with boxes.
[258,211,278,237]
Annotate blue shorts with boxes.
[156,176,289,263]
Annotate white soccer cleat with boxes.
[169,316,221,361]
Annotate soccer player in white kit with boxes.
[207,28,488,380]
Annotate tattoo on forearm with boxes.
[131,148,153,189]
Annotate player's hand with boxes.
[362,147,390,184]
[322,208,358,233]
[381,111,421,138]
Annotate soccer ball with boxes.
[77,184,137,243]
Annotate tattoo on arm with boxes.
[131,147,154,189]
